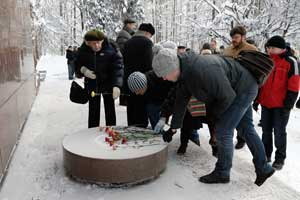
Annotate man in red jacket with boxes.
[257,36,300,170]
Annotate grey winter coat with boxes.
[116,27,134,54]
[171,51,257,129]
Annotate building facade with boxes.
[0,0,37,183]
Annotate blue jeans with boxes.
[68,62,75,79]
[146,103,161,129]
[261,107,290,162]
[214,84,273,177]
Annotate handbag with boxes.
[69,81,89,104]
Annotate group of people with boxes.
[70,18,300,186]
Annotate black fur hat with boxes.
[138,23,155,35]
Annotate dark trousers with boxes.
[261,106,290,162]
[180,112,217,146]
[145,102,161,129]
[127,94,148,128]
[180,112,201,144]
[88,93,116,128]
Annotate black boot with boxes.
[272,160,284,170]
[211,145,218,158]
[235,140,245,149]
[199,171,230,184]
[254,168,275,186]
[177,144,188,155]
[258,119,262,127]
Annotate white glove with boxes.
[154,117,166,134]
[112,87,120,99]
[80,66,96,79]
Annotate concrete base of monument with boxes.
[62,127,168,187]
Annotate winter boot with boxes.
[177,143,188,155]
[258,119,262,127]
[272,160,284,170]
[254,168,275,186]
[199,171,230,184]
[235,140,246,149]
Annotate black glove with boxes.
[296,98,300,109]
[162,128,176,143]
[252,102,259,112]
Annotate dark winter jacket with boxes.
[116,26,134,55]
[123,31,154,94]
[170,51,257,129]
[257,51,300,109]
[144,70,174,104]
[160,86,178,118]
[66,49,75,64]
[75,38,124,93]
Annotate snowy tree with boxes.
[30,0,300,55]
[122,0,144,22]
[143,0,300,52]
[81,0,144,38]
[30,0,145,55]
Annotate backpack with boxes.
[235,50,274,86]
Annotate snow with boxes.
[1,55,300,199]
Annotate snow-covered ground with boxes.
[1,55,300,200]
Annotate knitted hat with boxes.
[266,36,286,49]
[152,48,179,77]
[138,23,155,35]
[161,41,177,50]
[127,72,147,93]
[153,44,163,55]
[84,29,105,41]
[153,41,177,55]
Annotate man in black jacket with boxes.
[123,23,155,127]
[75,29,124,128]
[152,47,275,186]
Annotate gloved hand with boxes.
[162,128,176,143]
[252,102,259,112]
[80,66,96,79]
[154,117,166,134]
[112,87,120,99]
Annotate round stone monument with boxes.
[63,126,168,187]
